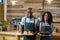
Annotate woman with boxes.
[39,11,53,40]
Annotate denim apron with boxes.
[40,22,52,40]
[24,17,36,40]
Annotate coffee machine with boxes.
[12,18,21,31]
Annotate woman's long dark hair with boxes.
[42,11,53,24]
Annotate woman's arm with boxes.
[34,20,39,35]
[51,23,55,33]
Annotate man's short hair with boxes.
[28,8,32,10]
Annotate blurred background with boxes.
[0,0,60,40]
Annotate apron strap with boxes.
[32,17,35,28]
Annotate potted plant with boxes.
[0,20,7,31]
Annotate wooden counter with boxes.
[0,32,60,40]
[52,32,60,36]
[0,31,23,40]
[52,32,60,40]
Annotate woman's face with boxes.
[44,13,49,21]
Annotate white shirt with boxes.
[20,16,38,26]
[38,17,41,22]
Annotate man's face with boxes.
[27,9,33,18]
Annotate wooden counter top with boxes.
[0,31,34,36]
[0,32,60,40]
[0,32,60,36]
[52,32,60,36]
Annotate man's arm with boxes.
[20,17,25,34]
[20,25,24,34]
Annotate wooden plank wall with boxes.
[0,4,4,21]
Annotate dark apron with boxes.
[40,36,52,40]
[40,22,52,40]
[24,17,36,40]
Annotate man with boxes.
[20,8,38,40]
